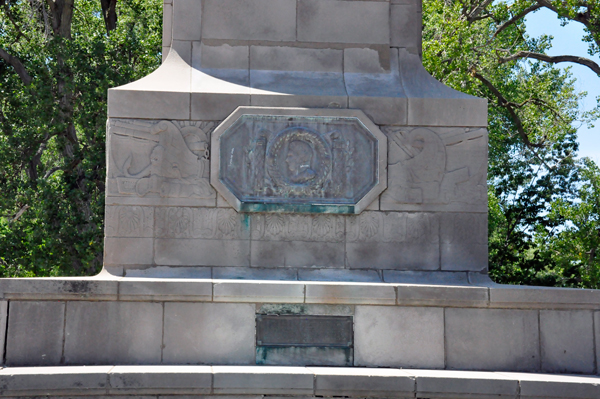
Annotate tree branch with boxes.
[494,3,543,38]
[469,66,547,151]
[0,47,32,85]
[10,205,30,223]
[467,0,494,22]
[43,166,61,179]
[499,51,600,75]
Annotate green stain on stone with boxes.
[240,203,355,214]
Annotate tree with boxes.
[0,0,162,276]
[423,0,600,287]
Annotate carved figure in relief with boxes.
[388,128,446,204]
[266,127,332,197]
[286,140,317,184]
[244,133,267,194]
[108,120,215,199]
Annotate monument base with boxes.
[0,365,598,399]
[0,275,598,375]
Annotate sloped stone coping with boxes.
[0,365,598,398]
[0,277,598,310]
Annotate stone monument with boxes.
[0,0,598,397]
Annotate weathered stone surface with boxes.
[108,365,212,394]
[346,211,440,270]
[214,281,304,303]
[381,126,488,213]
[106,119,215,207]
[413,369,519,398]
[299,268,381,282]
[202,0,296,41]
[0,366,111,395]
[64,301,163,365]
[297,0,389,44]
[163,303,255,364]
[445,308,540,371]
[396,284,489,307]
[5,301,65,366]
[124,266,212,279]
[441,212,488,271]
[539,310,595,374]
[155,239,250,267]
[212,366,314,394]
[251,241,345,268]
[171,0,201,41]
[119,278,213,301]
[502,372,600,399]
[311,367,415,397]
[305,282,395,305]
[354,306,444,368]
[384,270,470,285]
[0,301,6,364]
[390,4,422,52]
[213,266,297,280]
[251,46,343,73]
[211,107,387,214]
[104,237,153,265]
[596,311,600,375]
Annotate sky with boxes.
[525,9,600,163]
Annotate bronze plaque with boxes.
[256,315,353,347]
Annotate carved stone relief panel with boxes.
[104,205,154,237]
[211,107,387,214]
[107,119,216,207]
[380,127,487,212]
[155,207,250,240]
[347,211,439,244]
[250,214,345,242]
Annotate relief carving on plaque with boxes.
[381,127,487,211]
[107,119,216,205]
[211,108,387,214]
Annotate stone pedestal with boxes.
[0,0,598,396]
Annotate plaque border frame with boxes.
[210,106,388,214]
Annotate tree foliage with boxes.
[0,0,161,276]
[423,0,600,288]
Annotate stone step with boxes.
[0,365,598,398]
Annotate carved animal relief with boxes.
[211,108,387,214]
[107,119,216,206]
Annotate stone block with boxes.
[346,211,440,270]
[64,301,163,365]
[163,303,255,364]
[347,241,439,270]
[0,301,6,364]
[104,237,154,265]
[445,308,540,371]
[354,306,444,368]
[501,372,600,399]
[251,46,343,72]
[490,285,600,308]
[397,49,488,127]
[213,266,297,280]
[193,42,249,70]
[381,126,488,213]
[383,270,470,285]
[540,310,595,374]
[0,366,111,395]
[596,311,600,375]
[251,241,345,268]
[213,281,304,303]
[104,206,154,237]
[154,239,250,267]
[412,369,519,398]
[119,278,213,301]
[298,268,382,282]
[311,367,415,397]
[250,70,348,108]
[108,365,212,394]
[297,0,389,44]
[212,366,314,394]
[162,2,172,47]
[305,282,395,305]
[5,301,65,366]
[441,212,488,271]
[0,277,118,300]
[191,91,251,121]
[390,4,422,50]
[202,0,296,41]
[172,0,201,41]
[396,284,488,307]
[124,266,212,278]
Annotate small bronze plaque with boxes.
[256,315,353,347]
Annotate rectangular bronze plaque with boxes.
[256,315,353,347]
